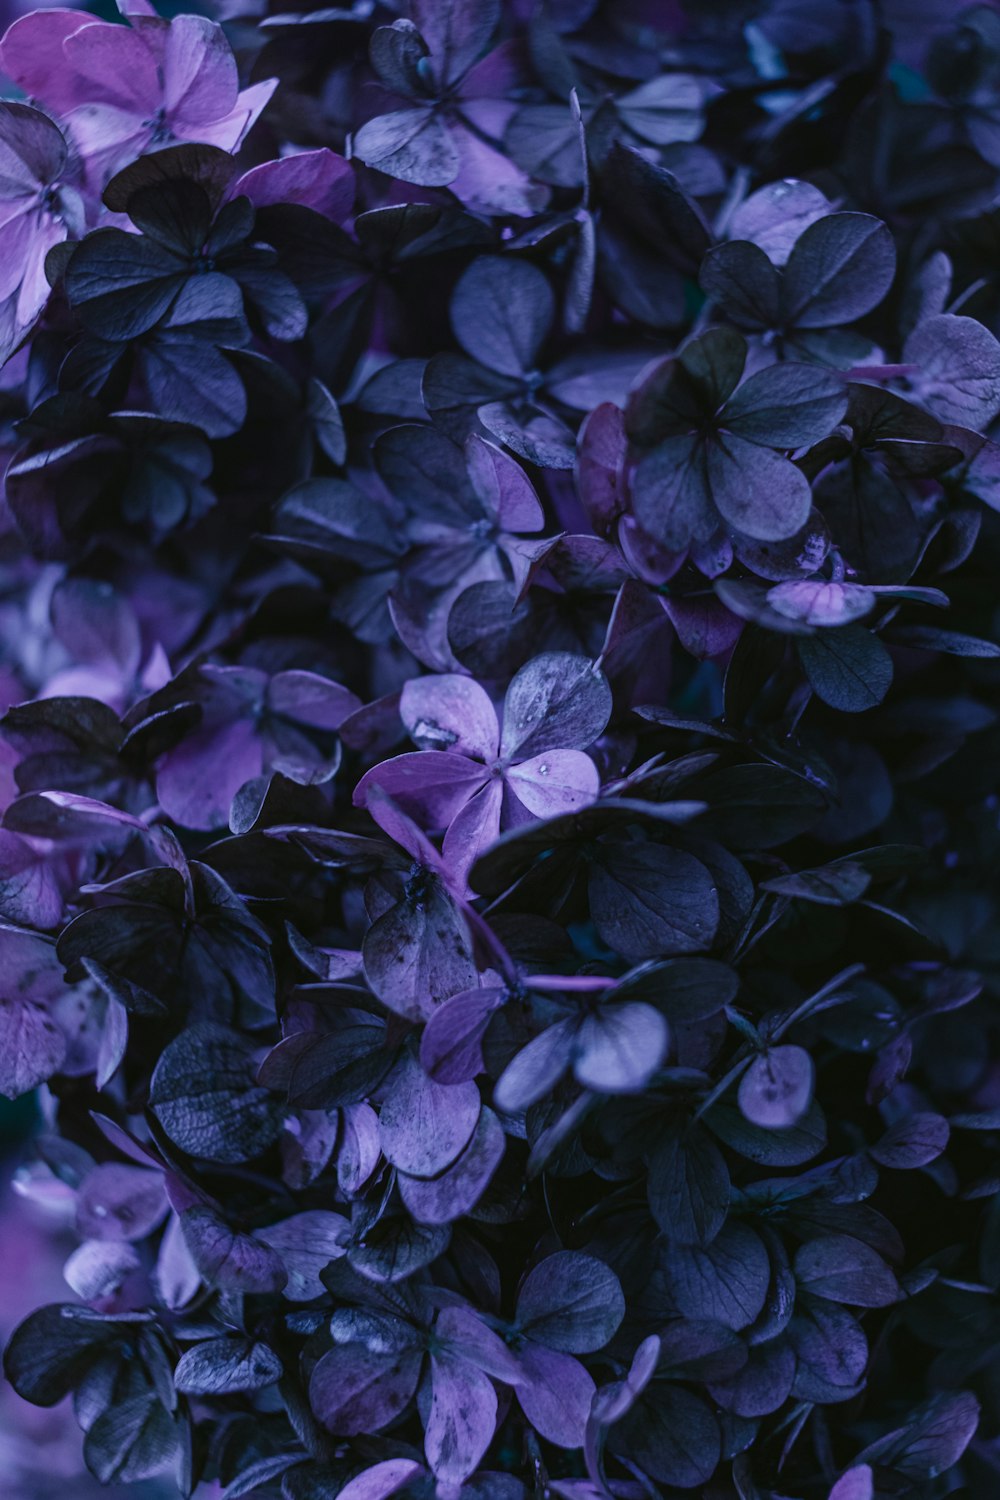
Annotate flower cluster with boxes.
[1,2,999,1498]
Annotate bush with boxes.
[1,2,999,1497]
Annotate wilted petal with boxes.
[426,1350,497,1483]
[310,1343,422,1434]
[401,674,500,760]
[338,1102,381,1194]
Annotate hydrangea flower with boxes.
[0,4,276,191]
[0,3,996,1498]
[355,653,611,883]
[0,103,84,360]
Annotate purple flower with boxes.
[152,663,361,830]
[0,103,84,361]
[0,919,94,1098]
[311,1285,524,1485]
[0,5,276,192]
[353,0,547,217]
[355,653,610,885]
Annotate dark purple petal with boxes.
[575,402,627,537]
[255,1210,349,1299]
[589,842,720,962]
[870,1112,950,1169]
[337,1460,424,1500]
[724,362,848,448]
[515,1251,624,1353]
[420,986,506,1083]
[500,653,612,760]
[493,1020,574,1114]
[794,1235,899,1307]
[659,1222,771,1330]
[829,1467,874,1500]
[767,580,875,626]
[904,314,1000,427]
[707,438,814,542]
[378,1049,481,1177]
[363,876,477,1021]
[413,0,499,88]
[782,213,896,326]
[180,1206,288,1295]
[435,1304,524,1385]
[234,148,354,220]
[355,750,489,827]
[0,992,66,1099]
[174,1336,282,1396]
[648,1123,729,1246]
[727,179,832,264]
[157,716,263,831]
[465,434,544,533]
[310,1343,422,1434]
[354,109,460,187]
[450,256,554,378]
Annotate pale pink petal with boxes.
[505,750,599,820]
[401,674,499,760]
